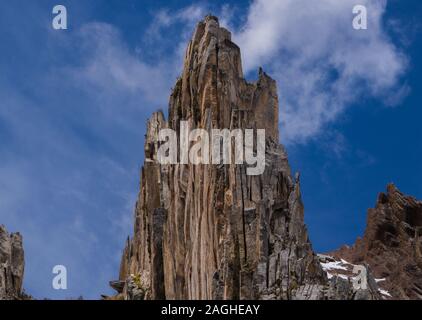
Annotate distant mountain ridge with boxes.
[331,184,422,299]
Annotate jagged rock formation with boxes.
[331,184,422,300]
[0,225,25,300]
[113,16,378,300]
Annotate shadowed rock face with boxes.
[0,225,25,300]
[331,184,422,300]
[113,16,378,300]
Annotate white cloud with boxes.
[148,4,206,31]
[233,0,409,144]
[144,4,208,67]
[67,23,176,109]
[66,4,208,112]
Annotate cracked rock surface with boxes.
[113,16,377,300]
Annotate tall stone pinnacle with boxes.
[112,16,378,300]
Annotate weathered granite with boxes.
[113,15,377,300]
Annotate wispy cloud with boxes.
[146,4,206,37]
[233,0,409,144]
[63,23,174,109]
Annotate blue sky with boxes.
[0,0,421,299]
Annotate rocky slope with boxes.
[331,184,422,300]
[112,16,379,300]
[0,225,25,300]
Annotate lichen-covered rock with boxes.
[123,272,151,300]
[112,15,373,300]
[0,225,25,300]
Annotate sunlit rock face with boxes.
[112,16,378,301]
[0,225,25,300]
[331,184,422,300]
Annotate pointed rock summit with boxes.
[113,16,378,300]
[331,184,422,299]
